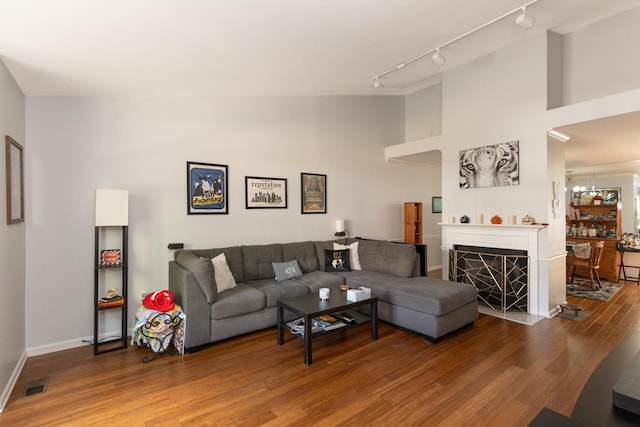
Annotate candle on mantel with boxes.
[508,215,517,225]
[476,214,484,224]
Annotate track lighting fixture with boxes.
[370,0,539,86]
[515,6,535,29]
[432,49,446,66]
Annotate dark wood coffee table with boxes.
[277,291,378,365]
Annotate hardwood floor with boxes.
[3,274,640,426]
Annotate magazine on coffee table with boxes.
[313,314,347,331]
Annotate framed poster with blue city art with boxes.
[187,161,228,214]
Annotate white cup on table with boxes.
[319,288,330,300]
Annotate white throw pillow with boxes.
[334,242,361,270]
[211,253,237,293]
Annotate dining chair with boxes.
[567,240,605,290]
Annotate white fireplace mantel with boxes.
[440,223,547,316]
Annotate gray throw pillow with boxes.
[272,259,303,281]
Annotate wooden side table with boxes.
[617,244,640,285]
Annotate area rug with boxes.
[566,277,623,302]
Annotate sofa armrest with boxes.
[169,260,211,349]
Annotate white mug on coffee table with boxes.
[319,288,330,300]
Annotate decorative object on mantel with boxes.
[521,215,534,225]
[460,215,470,223]
[508,215,517,225]
[491,215,502,224]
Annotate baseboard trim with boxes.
[27,336,92,357]
[26,328,133,357]
[0,349,27,413]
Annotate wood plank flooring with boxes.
[3,275,640,426]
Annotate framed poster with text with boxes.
[187,161,228,214]
[245,176,287,209]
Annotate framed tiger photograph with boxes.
[459,140,519,189]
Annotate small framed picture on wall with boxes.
[301,172,326,214]
[432,196,442,213]
[5,135,24,224]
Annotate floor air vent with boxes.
[23,377,48,397]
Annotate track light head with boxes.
[432,49,446,66]
[373,77,383,89]
[515,6,535,29]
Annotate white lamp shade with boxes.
[95,189,129,226]
[335,220,345,233]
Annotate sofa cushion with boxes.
[358,240,416,278]
[324,249,352,272]
[247,279,310,307]
[292,271,345,292]
[272,259,303,281]
[176,246,244,284]
[212,253,237,293]
[242,244,283,281]
[282,241,319,273]
[355,239,381,271]
[175,251,217,303]
[347,273,477,316]
[210,284,266,320]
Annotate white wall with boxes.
[563,7,640,106]
[404,85,444,269]
[438,33,565,317]
[441,34,550,229]
[24,95,440,351]
[0,60,26,411]
[405,83,442,141]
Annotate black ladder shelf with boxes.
[93,225,128,355]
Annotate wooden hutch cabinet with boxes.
[567,199,621,282]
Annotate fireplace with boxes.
[440,223,546,317]
[450,245,529,313]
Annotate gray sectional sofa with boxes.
[168,238,478,351]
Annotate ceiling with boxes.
[1,0,639,173]
[559,111,640,177]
